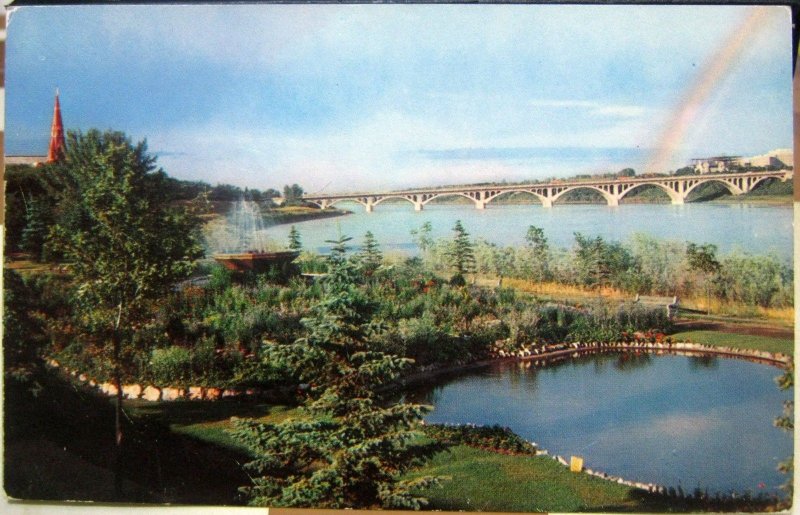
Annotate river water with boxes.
[405,353,793,496]
[263,202,793,260]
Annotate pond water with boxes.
[263,202,792,261]
[404,353,793,495]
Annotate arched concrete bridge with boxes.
[303,170,792,212]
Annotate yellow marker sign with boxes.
[570,456,583,472]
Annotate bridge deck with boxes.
[302,170,792,211]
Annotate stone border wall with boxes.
[44,359,277,401]
[546,451,667,494]
[47,340,790,404]
[500,340,791,369]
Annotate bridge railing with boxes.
[303,169,791,201]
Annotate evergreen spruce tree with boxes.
[775,364,794,499]
[231,233,444,509]
[447,220,476,286]
[288,225,302,251]
[358,231,382,274]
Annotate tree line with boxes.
[405,221,792,311]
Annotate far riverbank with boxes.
[261,205,351,227]
[199,201,351,226]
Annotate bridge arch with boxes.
[747,175,781,192]
[321,198,369,209]
[422,192,479,206]
[616,182,682,204]
[372,195,421,208]
[683,177,744,199]
[550,185,616,206]
[484,189,549,207]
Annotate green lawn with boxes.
[671,330,794,356]
[405,445,681,512]
[127,398,301,455]
[152,415,670,512]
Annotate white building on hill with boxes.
[691,148,793,173]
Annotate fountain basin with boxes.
[213,250,300,274]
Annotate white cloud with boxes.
[527,99,649,119]
[153,99,662,193]
[12,4,789,189]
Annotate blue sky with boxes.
[5,4,792,193]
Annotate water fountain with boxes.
[212,199,299,274]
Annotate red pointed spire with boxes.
[47,89,66,163]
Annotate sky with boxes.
[5,4,793,193]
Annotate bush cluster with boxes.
[36,254,675,388]
[23,227,691,390]
[423,423,537,455]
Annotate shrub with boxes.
[423,424,537,455]
[396,316,455,366]
[208,265,233,291]
[566,314,622,343]
[505,305,541,346]
[149,346,192,385]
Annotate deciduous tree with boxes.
[48,129,203,495]
[283,183,305,206]
[686,242,720,314]
[410,221,434,255]
[524,225,551,282]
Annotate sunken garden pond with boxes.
[405,351,793,497]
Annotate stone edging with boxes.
[505,340,790,369]
[547,451,667,494]
[43,360,274,401]
[47,340,791,403]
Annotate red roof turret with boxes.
[46,90,65,163]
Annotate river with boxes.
[263,202,793,261]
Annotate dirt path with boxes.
[672,319,794,339]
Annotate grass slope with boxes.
[671,330,794,356]
[127,399,301,455]
[406,445,666,512]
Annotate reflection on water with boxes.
[406,353,792,495]
[688,354,719,369]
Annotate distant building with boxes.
[691,148,793,174]
[690,156,740,174]
[5,90,65,168]
[737,148,793,169]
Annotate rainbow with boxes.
[645,7,774,174]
